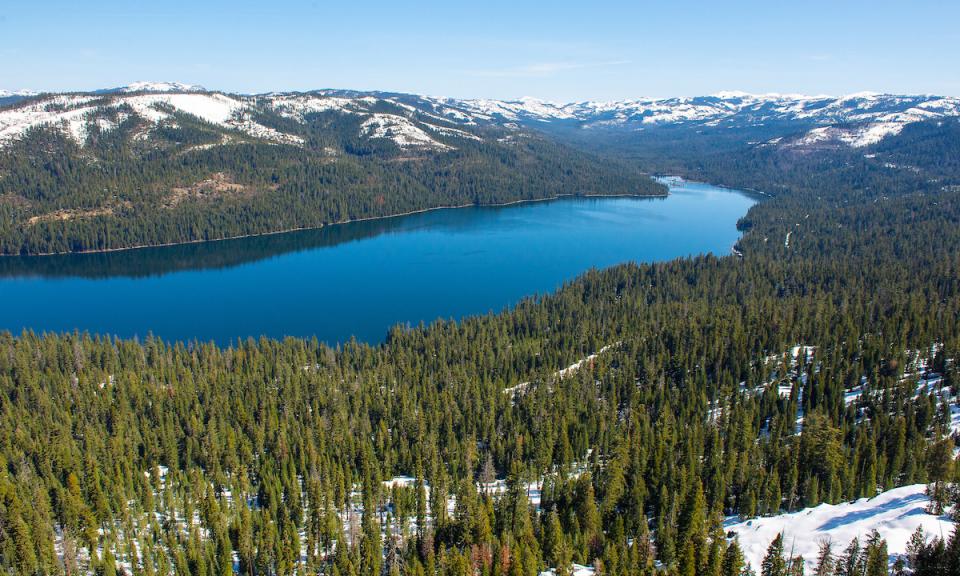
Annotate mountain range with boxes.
[3,83,959,151]
[2,82,959,255]
[0,83,663,255]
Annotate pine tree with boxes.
[722,540,745,576]
[835,538,862,576]
[99,549,118,576]
[678,482,706,553]
[760,533,786,576]
[787,556,804,576]
[925,439,954,514]
[576,474,602,559]
[813,539,834,576]
[906,526,926,569]
[864,530,888,576]
[542,510,567,571]
[945,526,960,576]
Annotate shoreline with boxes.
[655,175,772,198]
[6,191,669,258]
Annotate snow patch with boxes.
[268,95,359,120]
[726,484,955,575]
[360,114,452,150]
[119,81,206,93]
[540,564,596,576]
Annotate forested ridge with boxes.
[0,101,662,255]
[2,121,960,575]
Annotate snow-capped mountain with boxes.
[0,92,302,147]
[453,90,959,127]
[115,81,207,93]
[0,84,670,256]
[0,85,481,151]
[0,89,39,107]
[452,91,960,148]
[1,85,958,153]
[0,89,38,97]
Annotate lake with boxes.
[0,181,757,345]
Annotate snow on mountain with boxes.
[360,113,452,150]
[786,123,907,149]
[423,122,483,142]
[0,92,301,146]
[0,89,39,107]
[124,93,241,124]
[2,86,958,152]
[118,81,206,93]
[726,484,955,574]
[267,94,359,120]
[0,88,483,151]
[0,89,39,97]
[449,97,573,122]
[0,95,100,145]
[449,91,960,147]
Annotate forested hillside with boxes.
[1,119,960,575]
[0,91,661,255]
[5,87,960,257]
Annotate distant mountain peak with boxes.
[839,90,882,100]
[711,90,756,99]
[118,81,207,93]
[0,89,38,97]
[710,90,832,101]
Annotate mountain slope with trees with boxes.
[4,86,960,255]
[0,90,662,255]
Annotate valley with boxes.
[0,181,754,344]
[3,85,960,256]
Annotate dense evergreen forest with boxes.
[2,119,960,575]
[0,105,662,255]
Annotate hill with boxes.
[0,88,661,254]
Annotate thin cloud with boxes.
[464,60,631,78]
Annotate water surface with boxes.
[0,181,756,344]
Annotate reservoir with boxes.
[0,180,757,344]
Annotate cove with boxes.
[0,181,757,345]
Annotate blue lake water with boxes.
[0,181,757,344]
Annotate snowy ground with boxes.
[503,343,620,399]
[539,564,596,576]
[725,484,955,574]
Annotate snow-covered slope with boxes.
[0,89,38,98]
[726,485,955,574]
[453,91,959,127]
[0,89,480,151]
[0,89,39,107]
[359,113,454,149]
[451,91,960,148]
[117,81,206,93]
[0,93,302,146]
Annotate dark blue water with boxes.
[0,181,756,345]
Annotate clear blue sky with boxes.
[3,0,958,100]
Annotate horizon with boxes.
[2,83,955,103]
[2,0,958,100]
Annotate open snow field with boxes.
[725,484,955,573]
